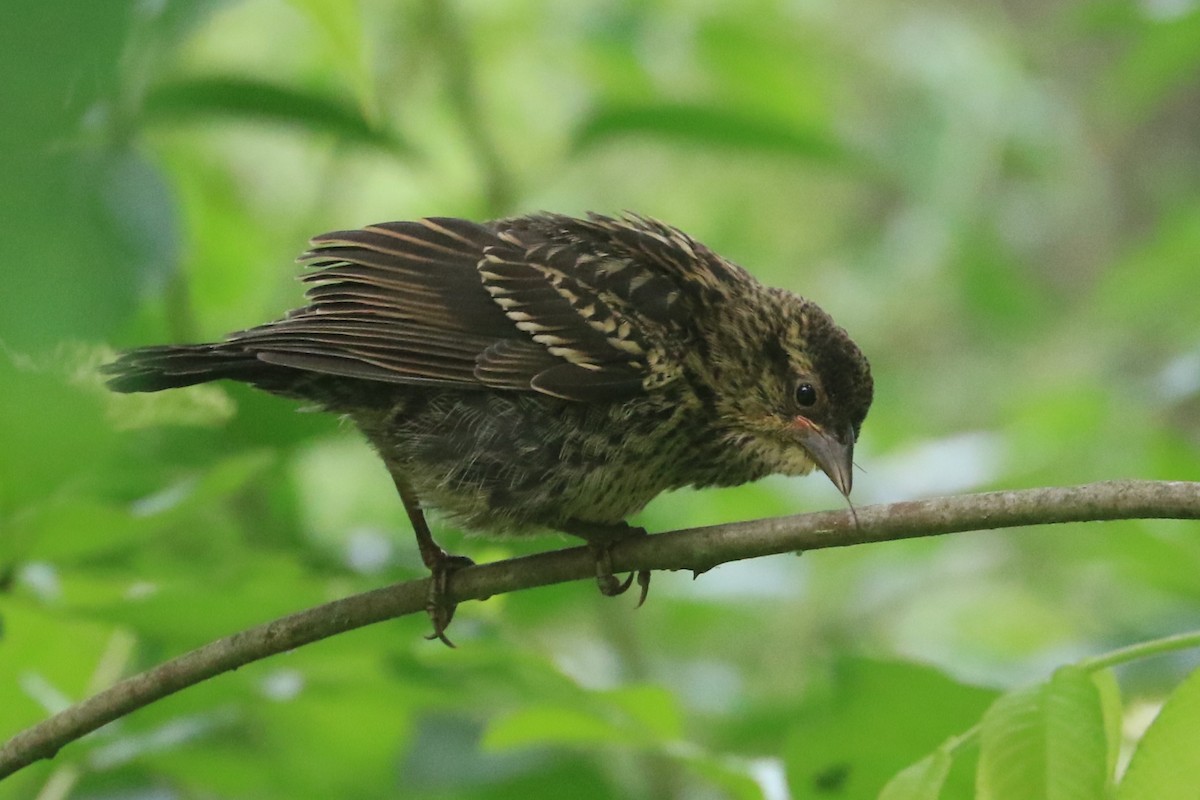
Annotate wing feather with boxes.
[212,214,710,400]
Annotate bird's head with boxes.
[706,289,873,496]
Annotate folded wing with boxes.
[222,216,695,401]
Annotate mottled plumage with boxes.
[105,212,874,643]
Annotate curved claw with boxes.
[634,570,652,608]
[425,619,456,647]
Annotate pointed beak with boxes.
[792,418,854,496]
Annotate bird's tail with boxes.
[103,343,267,393]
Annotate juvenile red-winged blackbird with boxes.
[106,213,873,644]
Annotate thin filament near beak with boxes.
[841,491,860,532]
[847,461,864,530]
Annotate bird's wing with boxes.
[227,216,689,401]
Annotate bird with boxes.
[104,212,874,644]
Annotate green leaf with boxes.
[180,449,277,508]
[1091,200,1200,345]
[879,748,953,800]
[572,102,854,167]
[1092,669,1124,786]
[286,0,377,121]
[784,659,996,798]
[1116,665,1200,799]
[0,604,116,734]
[15,498,157,561]
[142,76,410,155]
[481,705,629,750]
[603,684,682,741]
[977,666,1109,800]
[1103,10,1200,122]
[0,353,116,518]
[674,750,765,800]
[482,683,683,751]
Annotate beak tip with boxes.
[793,422,855,498]
[824,465,852,497]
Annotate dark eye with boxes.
[794,382,817,408]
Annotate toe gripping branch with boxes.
[564,520,652,608]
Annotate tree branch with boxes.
[2,479,1198,780]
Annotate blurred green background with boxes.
[2,0,1199,797]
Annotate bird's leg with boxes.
[390,472,474,647]
[562,520,652,607]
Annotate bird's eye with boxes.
[794,382,817,408]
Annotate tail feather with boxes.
[103,344,268,393]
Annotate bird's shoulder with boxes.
[484,212,747,392]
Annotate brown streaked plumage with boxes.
[105,212,874,644]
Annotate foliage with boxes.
[2,0,1199,797]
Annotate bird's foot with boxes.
[588,541,636,597]
[423,551,475,648]
[567,521,652,608]
[389,472,477,646]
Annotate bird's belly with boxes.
[417,460,667,533]
[360,390,692,534]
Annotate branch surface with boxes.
[2,479,1197,780]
